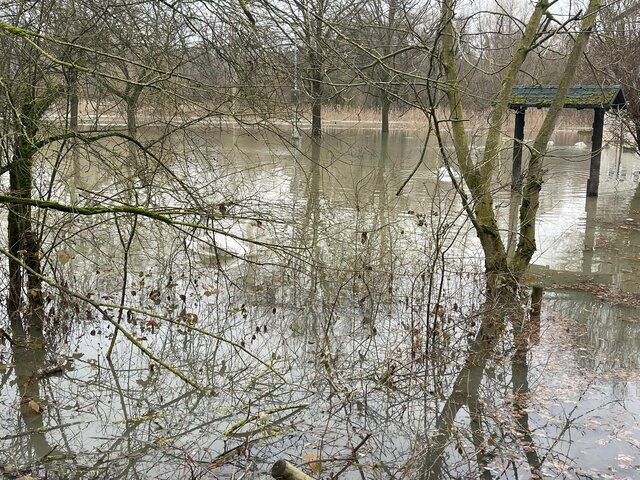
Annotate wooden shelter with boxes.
[508,85,627,196]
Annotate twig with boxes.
[330,433,372,479]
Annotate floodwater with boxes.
[1,127,639,479]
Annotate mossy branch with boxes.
[224,403,306,436]
[0,194,184,225]
[0,194,298,254]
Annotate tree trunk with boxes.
[379,0,396,135]
[5,88,59,329]
[439,0,601,293]
[306,5,324,141]
[69,73,78,131]
[69,69,80,203]
[8,134,43,329]
[381,97,390,134]
[439,0,549,298]
[127,99,138,140]
[309,40,322,140]
[126,85,143,164]
[512,0,601,274]
[311,96,322,140]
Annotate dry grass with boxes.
[323,106,430,129]
[322,105,594,135]
[66,100,597,139]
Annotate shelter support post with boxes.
[512,108,526,191]
[587,107,605,197]
[582,197,597,273]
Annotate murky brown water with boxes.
[1,128,639,479]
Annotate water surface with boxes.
[1,128,639,479]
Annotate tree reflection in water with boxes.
[415,294,545,480]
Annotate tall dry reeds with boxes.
[321,105,594,135]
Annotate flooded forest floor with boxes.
[1,128,640,479]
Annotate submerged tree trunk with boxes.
[8,132,43,328]
[381,97,390,134]
[512,304,543,478]
[309,31,323,141]
[418,294,525,479]
[311,95,322,140]
[6,88,59,328]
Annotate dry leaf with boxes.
[28,399,42,414]
[303,452,322,474]
[58,251,71,265]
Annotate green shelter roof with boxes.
[508,85,626,110]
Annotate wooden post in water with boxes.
[582,197,597,274]
[587,107,605,197]
[271,460,315,480]
[512,108,526,191]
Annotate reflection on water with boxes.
[1,129,640,479]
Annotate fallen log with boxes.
[271,459,315,480]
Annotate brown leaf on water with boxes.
[149,289,161,304]
[145,319,159,333]
[28,399,42,414]
[57,250,71,265]
[303,452,322,474]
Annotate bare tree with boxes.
[593,0,640,151]
[436,0,601,297]
[356,0,430,132]
[0,0,289,366]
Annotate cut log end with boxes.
[271,460,315,480]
